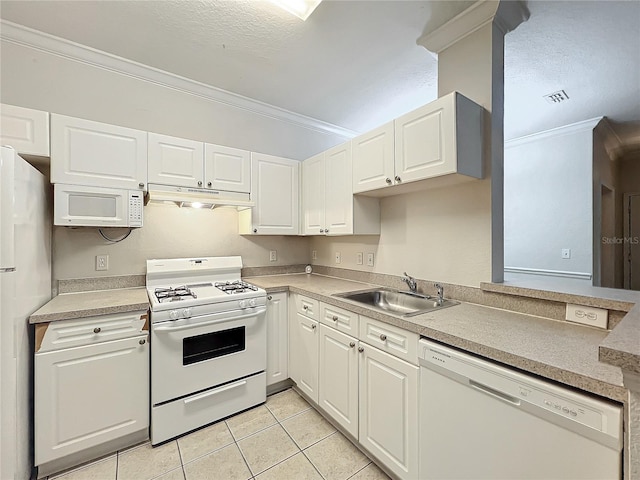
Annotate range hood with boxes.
[146,184,254,209]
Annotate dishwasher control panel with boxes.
[419,339,621,437]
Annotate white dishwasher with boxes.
[419,339,623,480]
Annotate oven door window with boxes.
[183,326,245,365]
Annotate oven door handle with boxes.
[183,379,247,405]
[153,307,266,332]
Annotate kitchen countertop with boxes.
[29,287,149,324]
[247,273,627,402]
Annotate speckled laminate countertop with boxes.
[247,273,627,402]
[29,287,149,324]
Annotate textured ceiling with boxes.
[0,0,638,141]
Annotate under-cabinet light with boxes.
[270,0,322,20]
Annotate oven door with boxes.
[151,306,266,405]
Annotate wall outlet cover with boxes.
[565,303,608,329]
[269,250,277,262]
[356,252,363,265]
[96,254,109,271]
[312,250,317,260]
[561,248,571,259]
[335,252,341,264]
[366,253,375,267]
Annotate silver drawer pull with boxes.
[93,327,101,334]
[184,379,247,405]
[358,346,364,353]
[311,324,317,330]
[379,334,387,341]
[139,339,146,345]
[349,342,356,348]
[267,295,273,301]
[332,316,338,321]
[303,305,309,310]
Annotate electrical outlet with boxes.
[312,250,317,260]
[356,252,363,265]
[269,250,277,262]
[366,253,375,267]
[335,252,341,264]
[96,254,109,271]
[565,304,608,329]
[561,248,571,259]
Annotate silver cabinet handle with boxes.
[303,305,309,310]
[380,334,387,341]
[93,327,101,333]
[358,346,364,353]
[253,228,258,233]
[207,181,212,187]
[311,324,317,330]
[197,180,203,186]
[395,175,401,183]
[267,295,273,301]
[138,182,144,188]
[386,177,392,184]
[325,229,329,233]
[349,342,356,348]
[332,316,338,321]
[320,229,324,233]
[139,338,146,345]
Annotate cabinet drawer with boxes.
[36,310,149,353]
[293,294,319,320]
[359,316,418,365]
[321,303,359,336]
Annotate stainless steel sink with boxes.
[334,288,458,317]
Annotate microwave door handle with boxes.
[153,307,266,332]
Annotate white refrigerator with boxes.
[0,146,51,480]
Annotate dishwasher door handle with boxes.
[469,380,521,406]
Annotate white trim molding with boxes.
[0,20,358,140]
[504,266,592,280]
[505,117,604,148]
[417,0,529,54]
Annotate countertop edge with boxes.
[599,304,640,375]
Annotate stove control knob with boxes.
[169,310,179,320]
[239,300,247,309]
[182,308,192,318]
[249,298,257,307]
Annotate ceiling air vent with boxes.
[543,90,570,104]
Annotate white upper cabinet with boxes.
[352,122,394,193]
[0,104,50,157]
[352,92,483,195]
[51,114,147,191]
[302,145,380,236]
[239,153,299,235]
[205,144,250,193]
[302,152,325,235]
[148,133,204,188]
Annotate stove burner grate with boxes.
[214,280,259,294]
[155,286,197,303]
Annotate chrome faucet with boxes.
[434,283,444,305]
[402,272,418,293]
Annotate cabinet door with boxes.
[249,153,299,235]
[148,133,204,188]
[291,313,319,403]
[302,153,325,235]
[204,144,250,193]
[359,344,418,480]
[394,94,455,184]
[266,292,288,386]
[352,122,394,193]
[0,104,50,157]
[35,335,149,466]
[318,325,358,438]
[51,114,147,191]
[324,142,353,235]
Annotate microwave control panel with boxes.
[128,191,143,227]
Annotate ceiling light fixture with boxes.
[270,0,322,21]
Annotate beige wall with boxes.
[53,205,310,281]
[311,180,491,288]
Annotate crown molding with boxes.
[0,20,358,139]
[417,0,529,54]
[505,117,604,148]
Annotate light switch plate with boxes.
[366,253,375,267]
[565,303,608,329]
[269,250,277,262]
[335,252,341,264]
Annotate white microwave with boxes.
[54,183,143,227]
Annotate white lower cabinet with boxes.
[289,310,319,403]
[358,343,419,480]
[318,324,359,438]
[266,292,288,386]
[35,335,149,466]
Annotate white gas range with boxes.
[146,256,267,445]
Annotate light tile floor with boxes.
[48,389,390,480]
